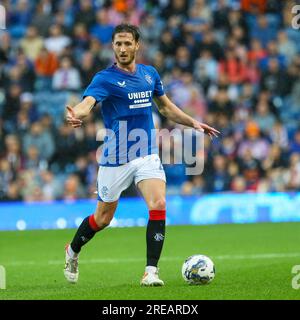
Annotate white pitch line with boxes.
[2,252,300,267]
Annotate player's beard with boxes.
[115,52,136,66]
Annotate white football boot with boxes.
[140,266,164,286]
[63,244,79,284]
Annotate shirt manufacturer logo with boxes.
[117,81,126,87]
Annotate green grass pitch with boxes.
[0,222,300,300]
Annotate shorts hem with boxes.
[135,176,166,186]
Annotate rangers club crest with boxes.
[145,74,152,84]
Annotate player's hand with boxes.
[193,121,220,139]
[66,105,83,128]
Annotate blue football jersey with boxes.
[83,63,165,166]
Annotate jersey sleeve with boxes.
[82,72,109,103]
[151,67,165,97]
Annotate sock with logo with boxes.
[146,210,166,268]
[70,215,101,254]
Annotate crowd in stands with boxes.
[0,0,300,202]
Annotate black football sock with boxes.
[70,214,101,254]
[146,210,166,267]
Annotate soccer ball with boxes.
[182,254,215,285]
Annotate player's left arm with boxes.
[154,94,220,138]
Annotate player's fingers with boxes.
[208,127,220,134]
[211,130,219,137]
[66,116,82,123]
[211,128,221,134]
[66,105,75,117]
[67,118,82,124]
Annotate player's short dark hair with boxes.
[112,24,140,42]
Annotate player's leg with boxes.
[64,200,118,283]
[64,163,134,283]
[68,200,118,255]
[134,155,166,286]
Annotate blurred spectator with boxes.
[19,92,39,123]
[51,122,78,172]
[72,23,91,59]
[52,56,81,91]
[231,175,247,193]
[79,51,100,88]
[9,0,32,39]
[3,84,22,129]
[253,100,276,134]
[194,49,218,85]
[196,29,224,61]
[74,0,95,29]
[238,148,263,191]
[262,144,286,172]
[90,9,115,45]
[2,182,22,201]
[34,47,59,90]
[250,15,277,47]
[206,155,231,192]
[238,121,270,160]
[40,170,60,201]
[209,87,234,119]
[23,121,55,162]
[269,121,289,150]
[289,130,300,155]
[259,40,286,71]
[20,26,44,62]
[35,47,59,77]
[182,175,206,195]
[248,38,267,63]
[161,0,188,21]
[44,24,71,55]
[260,58,291,97]
[277,30,297,65]
[0,159,14,199]
[219,48,249,85]
[13,51,36,92]
[3,134,23,173]
[283,153,300,190]
[173,46,193,73]
[24,145,43,170]
[63,174,86,200]
[31,1,53,37]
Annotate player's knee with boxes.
[149,198,166,211]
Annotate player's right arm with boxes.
[66,96,96,128]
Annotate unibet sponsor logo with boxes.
[128,91,152,100]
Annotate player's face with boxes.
[112,32,139,66]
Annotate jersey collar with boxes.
[112,63,138,76]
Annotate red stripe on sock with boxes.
[149,210,166,221]
[88,214,101,231]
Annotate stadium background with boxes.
[0,0,300,301]
[0,0,300,229]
